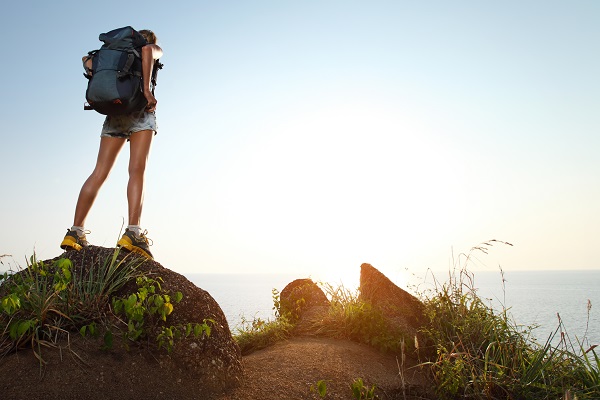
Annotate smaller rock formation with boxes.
[279,278,330,333]
[359,263,429,351]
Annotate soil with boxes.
[219,336,432,400]
[2,335,432,400]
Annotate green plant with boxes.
[350,378,377,400]
[1,247,217,362]
[234,288,292,355]
[68,246,141,323]
[0,248,142,362]
[310,379,329,398]
[419,240,600,399]
[234,314,292,355]
[111,274,212,352]
[156,319,213,353]
[310,283,408,353]
[112,275,182,341]
[0,255,75,363]
[0,249,146,364]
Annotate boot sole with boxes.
[60,238,83,251]
[117,238,153,259]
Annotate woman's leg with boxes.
[127,130,154,226]
[73,136,127,227]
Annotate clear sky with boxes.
[1,1,598,284]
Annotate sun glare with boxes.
[210,98,469,276]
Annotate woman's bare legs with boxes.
[73,136,127,227]
[127,130,153,226]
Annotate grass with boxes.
[310,282,410,353]
[0,250,143,361]
[234,241,600,399]
[233,289,293,355]
[418,240,600,399]
[0,247,208,364]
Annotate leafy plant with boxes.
[350,378,377,400]
[156,319,213,353]
[0,255,75,363]
[0,250,141,362]
[112,275,182,341]
[111,274,212,352]
[310,379,329,398]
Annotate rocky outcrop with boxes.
[359,263,428,348]
[0,245,242,398]
[279,278,330,332]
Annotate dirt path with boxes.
[217,336,430,400]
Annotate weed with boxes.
[156,319,213,353]
[311,283,408,353]
[0,250,141,362]
[110,274,212,352]
[234,314,292,355]
[234,288,292,355]
[350,378,378,400]
[0,255,78,363]
[112,275,181,341]
[310,379,329,398]
[0,247,209,362]
[419,240,600,399]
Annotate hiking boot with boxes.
[117,229,153,259]
[60,229,90,251]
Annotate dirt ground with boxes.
[219,336,431,400]
[1,335,432,400]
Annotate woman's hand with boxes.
[144,91,157,112]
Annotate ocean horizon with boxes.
[188,269,600,347]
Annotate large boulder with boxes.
[279,278,330,333]
[359,263,428,347]
[0,246,242,399]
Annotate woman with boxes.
[60,29,163,259]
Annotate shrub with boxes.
[234,288,292,355]
[0,251,144,362]
[0,249,210,361]
[419,241,600,399]
[310,283,409,353]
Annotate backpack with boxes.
[83,26,162,115]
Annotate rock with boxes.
[279,278,329,332]
[0,245,242,398]
[359,263,428,349]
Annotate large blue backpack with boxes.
[83,26,162,115]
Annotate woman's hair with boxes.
[139,29,157,44]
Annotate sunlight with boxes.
[208,96,470,274]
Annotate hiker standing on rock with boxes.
[60,28,163,260]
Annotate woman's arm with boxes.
[141,44,163,112]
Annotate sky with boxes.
[0,1,598,285]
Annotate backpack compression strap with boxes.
[116,49,143,79]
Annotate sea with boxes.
[187,270,600,348]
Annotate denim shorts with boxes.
[100,111,158,138]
